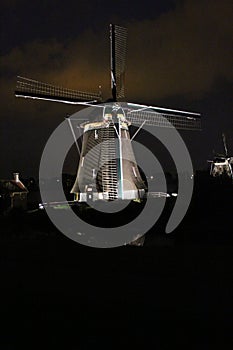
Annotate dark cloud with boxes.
[126,0,233,100]
[0,0,232,177]
[1,0,232,103]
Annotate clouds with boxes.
[1,0,232,141]
[0,0,232,176]
[0,30,107,117]
[1,0,232,107]
[125,0,233,100]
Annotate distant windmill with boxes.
[208,133,233,179]
[15,24,201,202]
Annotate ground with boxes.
[0,178,232,349]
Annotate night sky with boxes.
[1,0,232,179]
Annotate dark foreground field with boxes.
[0,180,232,349]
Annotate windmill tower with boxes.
[208,133,233,179]
[71,25,146,201]
[15,24,201,202]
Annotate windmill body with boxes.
[209,134,233,179]
[71,105,146,201]
[210,158,232,178]
[15,24,201,202]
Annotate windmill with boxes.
[15,24,201,202]
[208,133,233,179]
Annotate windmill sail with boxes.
[110,24,127,101]
[15,76,102,104]
[125,104,201,130]
[222,133,228,156]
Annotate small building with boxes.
[0,173,28,213]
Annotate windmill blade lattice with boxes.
[15,76,102,104]
[222,133,228,156]
[126,108,201,131]
[110,24,127,101]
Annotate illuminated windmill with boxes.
[15,24,201,202]
[208,133,233,179]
